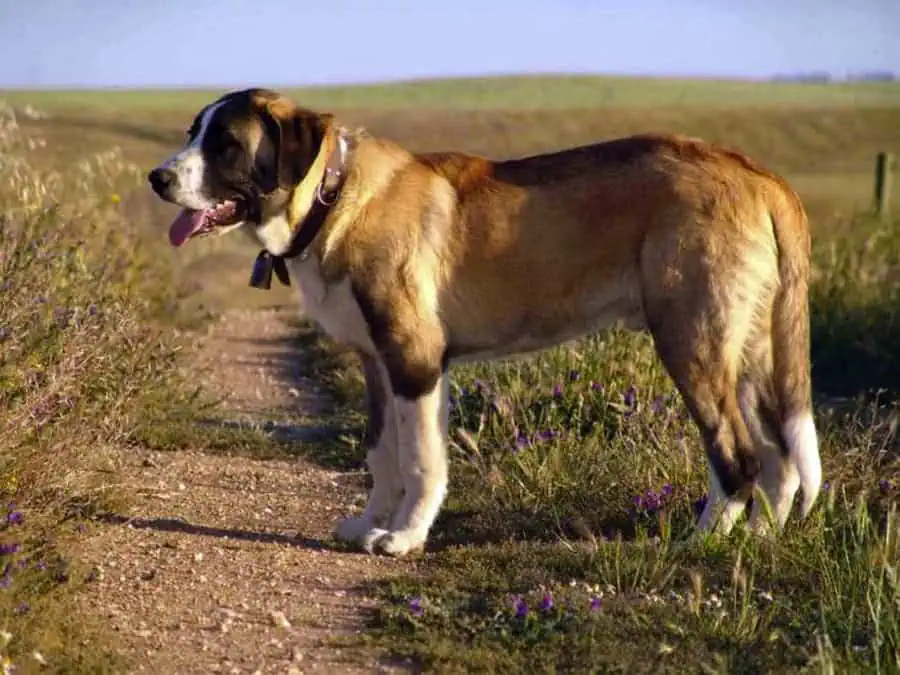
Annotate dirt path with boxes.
[78,306,417,674]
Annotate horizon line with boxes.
[2,69,895,92]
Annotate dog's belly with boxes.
[447,281,646,364]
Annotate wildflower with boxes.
[822,480,831,491]
[589,596,602,612]
[879,479,892,494]
[651,395,667,414]
[693,494,709,516]
[512,595,528,618]
[568,369,581,382]
[553,383,564,398]
[88,304,98,316]
[590,381,604,393]
[623,385,637,408]
[661,483,674,497]
[0,575,10,589]
[408,596,424,617]
[6,512,23,526]
[539,593,554,612]
[514,434,531,453]
[0,544,19,556]
[536,429,557,443]
[110,193,121,204]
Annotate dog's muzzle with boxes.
[148,167,176,200]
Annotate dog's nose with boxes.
[148,167,176,196]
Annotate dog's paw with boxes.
[333,516,377,544]
[370,528,427,558]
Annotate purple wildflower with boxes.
[7,511,23,526]
[512,595,528,619]
[537,429,557,443]
[0,543,19,556]
[568,369,581,382]
[589,596,602,612]
[822,481,831,491]
[408,596,424,617]
[661,483,674,497]
[651,395,667,414]
[879,479,892,494]
[553,383,564,398]
[0,575,10,589]
[514,434,531,452]
[88,303,98,316]
[35,561,47,571]
[623,385,637,409]
[590,381,604,393]
[539,593,554,612]
[693,494,709,517]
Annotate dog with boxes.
[148,88,822,557]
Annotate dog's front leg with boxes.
[334,352,404,544]
[367,370,449,557]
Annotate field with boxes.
[1,75,899,673]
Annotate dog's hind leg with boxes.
[334,353,404,545]
[642,240,766,536]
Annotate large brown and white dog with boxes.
[148,88,822,557]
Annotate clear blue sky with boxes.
[0,0,897,88]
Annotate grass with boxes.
[337,217,900,672]
[340,215,900,673]
[0,77,898,673]
[3,74,900,113]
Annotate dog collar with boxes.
[249,133,349,290]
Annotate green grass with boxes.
[3,74,900,113]
[336,213,900,673]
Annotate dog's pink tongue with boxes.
[168,209,205,247]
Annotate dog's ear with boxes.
[259,97,333,190]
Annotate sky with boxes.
[0,0,898,88]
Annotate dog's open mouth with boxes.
[168,199,246,247]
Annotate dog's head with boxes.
[148,88,337,250]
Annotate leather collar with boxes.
[249,134,349,290]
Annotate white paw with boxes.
[370,528,427,558]
[334,516,377,544]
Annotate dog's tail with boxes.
[768,184,821,517]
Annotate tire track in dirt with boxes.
[78,306,417,674]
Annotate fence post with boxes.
[874,151,895,219]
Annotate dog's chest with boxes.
[289,258,373,352]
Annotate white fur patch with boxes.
[288,256,374,353]
[783,412,821,516]
[697,465,747,535]
[389,374,449,542]
[155,100,226,210]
